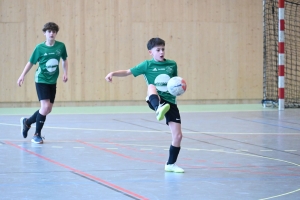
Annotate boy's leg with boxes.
[147,84,160,110]
[20,110,39,138]
[27,110,39,125]
[30,83,56,144]
[147,84,170,121]
[167,122,183,164]
[31,99,53,144]
[164,105,184,173]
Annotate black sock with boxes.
[36,112,46,136]
[167,145,181,165]
[149,94,159,110]
[26,110,39,126]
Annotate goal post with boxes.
[263,0,300,109]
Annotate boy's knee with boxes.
[172,133,182,147]
[176,133,183,141]
[47,107,52,114]
[41,104,52,115]
[147,84,159,98]
[148,84,156,90]
[46,105,53,114]
[173,132,182,142]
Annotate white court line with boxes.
[259,188,300,200]
[0,123,171,133]
[260,150,273,152]
[187,148,201,151]
[210,149,224,152]
[284,150,297,152]
[1,122,299,135]
[52,146,63,148]
[33,146,42,148]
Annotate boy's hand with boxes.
[105,73,113,82]
[63,73,68,82]
[17,75,25,87]
[105,70,131,82]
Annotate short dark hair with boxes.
[147,38,165,50]
[42,22,59,33]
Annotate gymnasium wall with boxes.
[0,0,263,107]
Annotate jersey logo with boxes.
[166,66,174,73]
[55,49,62,56]
[43,53,48,56]
[153,68,157,71]
[154,74,170,92]
[46,59,58,74]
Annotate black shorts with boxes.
[146,97,181,125]
[35,83,57,103]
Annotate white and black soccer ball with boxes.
[167,77,187,96]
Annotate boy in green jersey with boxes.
[17,22,68,144]
[105,38,184,173]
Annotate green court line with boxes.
[0,104,275,115]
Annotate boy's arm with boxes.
[105,69,132,83]
[62,59,68,83]
[17,62,34,87]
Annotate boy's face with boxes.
[44,29,57,41]
[149,45,165,62]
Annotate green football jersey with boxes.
[130,59,178,104]
[29,41,68,84]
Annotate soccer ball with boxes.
[167,77,187,96]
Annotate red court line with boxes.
[5,141,149,200]
[100,139,166,157]
[77,140,164,165]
